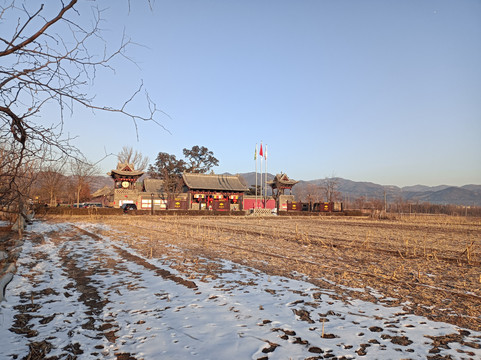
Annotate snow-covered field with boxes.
[1,221,480,359]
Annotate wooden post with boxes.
[151,193,154,215]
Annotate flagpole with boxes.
[265,144,267,205]
[260,142,263,209]
[255,144,258,210]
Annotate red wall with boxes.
[243,198,276,210]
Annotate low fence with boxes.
[40,207,362,218]
[41,207,248,217]
[38,204,361,217]
[278,209,362,217]
[286,201,344,213]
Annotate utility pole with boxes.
[384,190,387,213]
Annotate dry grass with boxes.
[47,213,481,331]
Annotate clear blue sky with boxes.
[60,0,481,187]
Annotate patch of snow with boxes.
[0,221,480,359]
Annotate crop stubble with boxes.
[54,214,481,332]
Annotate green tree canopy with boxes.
[149,146,219,179]
[148,152,186,179]
[182,146,219,174]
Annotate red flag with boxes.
[259,143,263,157]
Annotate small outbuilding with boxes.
[90,186,113,207]
[268,173,299,211]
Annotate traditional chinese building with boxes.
[268,173,299,211]
[90,186,113,207]
[182,173,249,211]
[138,178,190,210]
[268,173,298,194]
[103,164,279,211]
[108,163,144,207]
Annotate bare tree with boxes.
[0,1,162,213]
[32,162,68,206]
[1,145,37,201]
[69,158,99,207]
[0,144,39,229]
[306,184,322,202]
[117,146,149,172]
[353,196,366,210]
[320,177,341,203]
[0,145,21,207]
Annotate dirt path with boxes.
[3,222,202,359]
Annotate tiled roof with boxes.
[108,162,144,177]
[268,173,299,187]
[143,179,164,193]
[182,173,248,192]
[109,169,144,177]
[91,186,113,197]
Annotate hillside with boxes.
[404,186,481,206]
[90,173,481,206]
[237,172,275,187]
[90,176,113,191]
[236,173,481,206]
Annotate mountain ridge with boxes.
[233,172,481,206]
[89,173,481,206]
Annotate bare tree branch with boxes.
[0,1,165,212]
[117,146,149,172]
[0,2,77,57]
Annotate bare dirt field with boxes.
[61,214,481,332]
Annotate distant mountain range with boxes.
[236,172,481,206]
[90,176,114,192]
[89,173,481,207]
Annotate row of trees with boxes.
[293,180,481,216]
[23,146,481,217]
[27,145,219,207]
[32,161,95,207]
[3,146,151,209]
[348,196,481,216]
[293,178,341,203]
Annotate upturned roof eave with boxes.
[109,169,144,177]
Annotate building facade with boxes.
[182,173,249,211]
[105,163,298,212]
[108,163,144,208]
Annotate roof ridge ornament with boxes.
[117,162,136,172]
